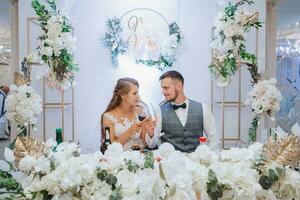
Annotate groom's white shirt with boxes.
[145,99,220,151]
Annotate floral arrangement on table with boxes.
[31,0,79,91]
[103,17,182,70]
[209,0,262,86]
[1,134,299,200]
[5,85,42,138]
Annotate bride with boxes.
[100,78,154,151]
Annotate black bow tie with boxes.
[172,103,187,110]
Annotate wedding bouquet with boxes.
[5,85,42,135]
[31,0,79,91]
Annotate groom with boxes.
[145,70,219,152]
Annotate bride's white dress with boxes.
[104,113,145,150]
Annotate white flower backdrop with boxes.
[17,0,266,152]
[1,1,300,200]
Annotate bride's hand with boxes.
[127,121,142,136]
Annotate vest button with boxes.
[183,129,186,132]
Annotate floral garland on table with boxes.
[0,142,163,200]
[209,0,262,86]
[103,18,182,70]
[5,85,42,139]
[1,137,300,200]
[31,0,79,91]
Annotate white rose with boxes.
[220,147,253,162]
[123,150,144,167]
[158,143,176,157]
[40,45,53,57]
[4,147,15,162]
[105,142,124,160]
[166,188,195,200]
[116,169,140,197]
[34,156,50,174]
[19,155,37,172]
[189,145,218,166]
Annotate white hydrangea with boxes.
[246,78,282,116]
[210,161,261,200]
[5,85,42,130]
[189,144,219,166]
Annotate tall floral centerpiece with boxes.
[210,0,282,143]
[209,0,262,86]
[31,0,79,91]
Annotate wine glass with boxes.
[148,103,157,120]
[137,100,150,121]
[138,111,146,121]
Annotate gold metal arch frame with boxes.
[210,13,259,149]
[27,17,75,142]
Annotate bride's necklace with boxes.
[119,116,128,126]
[119,114,136,126]
[117,107,136,126]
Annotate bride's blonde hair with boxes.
[100,78,139,150]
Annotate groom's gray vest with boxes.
[160,99,204,153]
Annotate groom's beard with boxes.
[166,90,178,102]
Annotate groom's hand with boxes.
[143,117,156,137]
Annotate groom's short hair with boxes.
[159,70,184,85]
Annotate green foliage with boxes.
[258,168,280,190]
[31,0,50,29]
[124,159,140,173]
[206,169,231,200]
[0,170,25,199]
[144,151,155,169]
[110,185,122,200]
[97,169,122,199]
[248,116,259,143]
